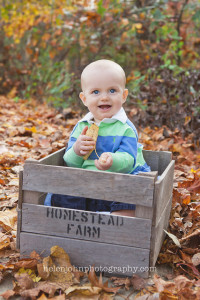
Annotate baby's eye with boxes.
[110,89,116,93]
[92,90,99,95]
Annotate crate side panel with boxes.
[22,203,152,249]
[20,232,150,277]
[38,148,65,166]
[150,195,172,267]
[142,150,172,175]
[154,160,174,226]
[23,164,154,207]
[158,151,172,175]
[16,208,22,250]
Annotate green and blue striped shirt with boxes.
[64,108,150,174]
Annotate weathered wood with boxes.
[16,171,23,249]
[138,171,158,178]
[21,203,152,248]
[16,208,22,250]
[142,150,172,175]
[22,164,155,207]
[38,148,65,166]
[20,232,150,277]
[135,206,153,219]
[150,195,172,267]
[23,191,45,205]
[19,148,174,277]
[153,160,175,226]
[18,171,23,209]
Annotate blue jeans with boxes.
[44,193,136,212]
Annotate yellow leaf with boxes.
[132,23,142,30]
[0,208,17,231]
[17,268,41,282]
[25,126,37,133]
[65,284,101,297]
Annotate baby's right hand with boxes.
[73,126,96,156]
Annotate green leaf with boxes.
[97,0,106,17]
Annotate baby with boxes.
[45,59,150,217]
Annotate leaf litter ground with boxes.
[0,96,200,299]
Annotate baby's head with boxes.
[80,59,128,123]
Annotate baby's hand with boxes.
[73,126,95,156]
[95,153,113,171]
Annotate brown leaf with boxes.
[191,253,200,266]
[30,250,42,261]
[131,275,147,290]
[0,208,17,231]
[110,276,131,290]
[180,250,192,264]
[14,258,38,270]
[14,272,34,290]
[0,289,16,300]
[173,275,194,290]
[19,281,64,298]
[153,274,175,293]
[65,284,101,298]
[38,294,66,300]
[38,245,83,285]
[88,267,120,293]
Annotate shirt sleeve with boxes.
[63,122,85,168]
[107,127,138,174]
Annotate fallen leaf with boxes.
[65,284,101,298]
[191,253,200,266]
[164,230,181,248]
[131,274,147,290]
[0,208,17,231]
[88,267,120,293]
[0,289,16,300]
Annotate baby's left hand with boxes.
[95,153,113,171]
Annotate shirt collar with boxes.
[79,107,127,125]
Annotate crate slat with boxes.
[20,232,150,277]
[23,164,155,207]
[143,150,172,175]
[22,203,152,249]
[150,195,172,266]
[38,148,65,166]
[154,160,175,226]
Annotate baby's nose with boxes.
[101,93,108,100]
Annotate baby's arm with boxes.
[64,125,95,168]
[95,127,137,173]
[73,126,95,156]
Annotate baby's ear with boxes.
[122,89,128,103]
[79,92,87,106]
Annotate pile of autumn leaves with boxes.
[0,96,200,299]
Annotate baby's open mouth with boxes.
[98,105,111,110]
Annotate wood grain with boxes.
[20,232,150,277]
[150,195,172,267]
[38,148,65,166]
[21,203,152,248]
[153,160,175,226]
[22,163,155,207]
[142,150,172,175]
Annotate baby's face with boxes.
[80,68,128,123]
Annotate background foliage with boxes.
[0,0,199,141]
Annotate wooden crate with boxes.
[17,148,174,278]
